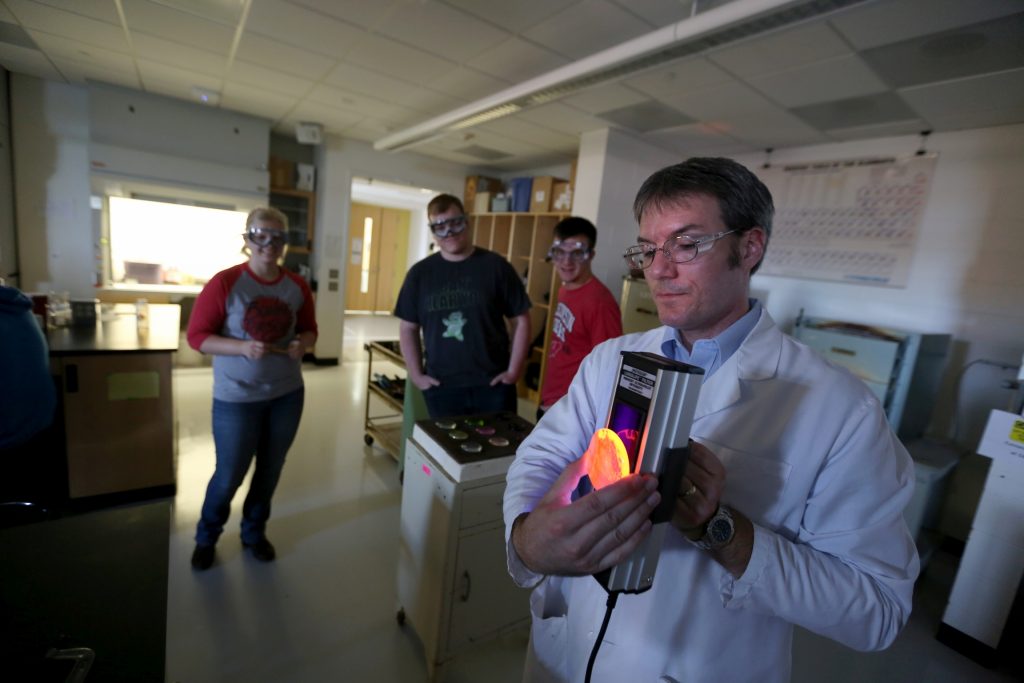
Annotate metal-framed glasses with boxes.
[429,215,468,238]
[622,229,737,270]
[246,227,288,247]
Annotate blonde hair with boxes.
[246,206,289,230]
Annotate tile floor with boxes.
[165,314,1019,683]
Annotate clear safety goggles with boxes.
[246,227,288,247]
[429,215,468,238]
[547,239,592,264]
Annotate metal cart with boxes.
[363,340,406,461]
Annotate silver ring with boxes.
[682,482,698,498]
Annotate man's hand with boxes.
[672,440,726,539]
[490,370,518,386]
[286,338,305,360]
[512,457,661,576]
[409,372,440,391]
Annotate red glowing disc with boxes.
[584,428,629,490]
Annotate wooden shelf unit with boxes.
[469,211,568,405]
[269,186,316,282]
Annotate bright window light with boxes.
[109,196,248,286]
[360,216,373,294]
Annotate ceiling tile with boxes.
[720,109,828,149]
[228,60,316,98]
[470,37,568,84]
[562,82,649,114]
[597,100,695,132]
[660,79,777,121]
[30,29,135,73]
[305,83,419,122]
[822,119,930,143]
[642,122,754,157]
[523,0,653,61]
[443,0,577,33]
[373,2,510,64]
[244,0,362,60]
[0,5,15,23]
[622,57,732,99]
[0,42,63,81]
[131,32,227,78]
[288,0,400,31]
[791,92,920,131]
[136,58,221,92]
[288,99,364,131]
[32,0,122,23]
[860,12,1024,89]
[707,21,849,78]
[427,66,503,103]
[146,0,247,25]
[610,0,696,27]
[900,68,1024,131]
[5,0,129,51]
[234,32,336,81]
[222,82,294,121]
[121,0,234,55]
[53,59,140,88]
[746,53,888,108]
[516,101,610,135]
[344,32,456,84]
[474,116,579,149]
[828,0,1024,51]
[325,62,448,113]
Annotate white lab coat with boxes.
[503,310,919,683]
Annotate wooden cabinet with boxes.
[270,187,315,283]
[469,212,568,404]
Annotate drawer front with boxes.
[460,481,506,529]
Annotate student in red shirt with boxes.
[538,217,622,419]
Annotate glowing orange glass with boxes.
[583,428,630,489]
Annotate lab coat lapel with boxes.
[693,309,783,420]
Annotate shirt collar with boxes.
[660,299,763,379]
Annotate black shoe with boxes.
[243,538,276,562]
[191,544,215,570]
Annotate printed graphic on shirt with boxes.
[426,277,481,313]
[442,311,467,341]
[242,296,293,342]
[549,301,576,357]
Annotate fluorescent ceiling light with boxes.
[374,0,870,152]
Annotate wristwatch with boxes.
[691,506,735,550]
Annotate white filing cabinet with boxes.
[397,421,530,681]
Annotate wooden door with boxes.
[345,202,410,313]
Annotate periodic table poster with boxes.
[756,154,937,287]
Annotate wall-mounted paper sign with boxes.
[978,409,1024,468]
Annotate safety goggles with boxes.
[547,239,592,264]
[429,215,468,238]
[246,227,288,247]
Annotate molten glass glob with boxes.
[583,428,629,489]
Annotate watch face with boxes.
[709,518,732,544]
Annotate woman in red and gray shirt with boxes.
[185,206,317,571]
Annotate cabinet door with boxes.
[60,353,175,498]
[446,525,530,654]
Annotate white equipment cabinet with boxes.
[397,417,531,681]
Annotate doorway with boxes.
[345,202,410,313]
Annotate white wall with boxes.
[736,124,1024,451]
[11,74,93,296]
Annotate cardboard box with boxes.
[491,194,511,212]
[530,176,567,213]
[464,175,503,209]
[269,156,295,188]
[473,191,492,214]
[296,163,315,191]
[552,180,572,211]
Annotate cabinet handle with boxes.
[459,570,471,602]
[65,364,79,393]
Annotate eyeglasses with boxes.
[246,227,288,247]
[623,229,737,270]
[547,240,592,264]
[429,215,468,238]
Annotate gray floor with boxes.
[165,314,1017,683]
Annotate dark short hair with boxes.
[554,216,597,249]
[633,157,773,272]
[427,193,464,217]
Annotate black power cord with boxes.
[584,591,620,683]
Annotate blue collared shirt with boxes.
[659,299,762,379]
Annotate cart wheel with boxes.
[364,434,374,446]
[396,607,405,626]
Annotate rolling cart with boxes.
[363,340,406,461]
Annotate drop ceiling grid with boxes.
[121,0,236,54]
[522,0,656,61]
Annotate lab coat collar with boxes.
[693,308,783,420]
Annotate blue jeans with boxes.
[423,382,517,419]
[195,387,304,546]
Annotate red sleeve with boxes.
[186,266,240,350]
[286,271,318,338]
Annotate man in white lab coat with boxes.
[503,157,919,683]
